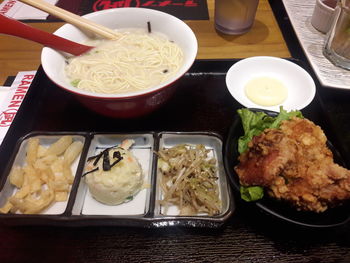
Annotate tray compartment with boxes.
[72,133,155,216]
[0,133,86,215]
[154,132,232,219]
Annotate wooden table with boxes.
[0,0,290,85]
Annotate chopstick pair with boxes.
[18,0,120,40]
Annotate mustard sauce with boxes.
[244,77,288,106]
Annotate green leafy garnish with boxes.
[126,196,133,201]
[240,186,264,202]
[237,107,303,202]
[237,107,303,154]
[71,79,80,87]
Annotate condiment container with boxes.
[311,0,337,33]
[323,0,350,70]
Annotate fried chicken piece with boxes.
[235,117,350,212]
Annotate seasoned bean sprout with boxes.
[157,144,221,216]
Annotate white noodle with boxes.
[65,28,184,94]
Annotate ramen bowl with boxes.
[41,8,198,118]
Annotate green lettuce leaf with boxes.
[236,107,303,202]
[240,186,264,202]
[237,107,303,154]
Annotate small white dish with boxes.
[225,56,316,112]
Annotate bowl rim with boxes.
[41,7,198,99]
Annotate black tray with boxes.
[0,59,349,228]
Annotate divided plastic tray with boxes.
[0,131,235,227]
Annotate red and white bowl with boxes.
[41,8,198,118]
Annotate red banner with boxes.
[50,0,209,21]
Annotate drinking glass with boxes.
[214,0,259,35]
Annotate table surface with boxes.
[1,0,350,263]
[0,0,290,85]
[282,0,350,89]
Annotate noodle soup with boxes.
[41,7,197,117]
[64,28,184,94]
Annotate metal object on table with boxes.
[311,0,337,34]
[323,0,350,70]
[281,0,350,89]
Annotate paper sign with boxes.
[0,0,58,20]
[0,71,36,145]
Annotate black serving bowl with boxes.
[223,108,350,228]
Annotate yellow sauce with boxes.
[244,77,288,106]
